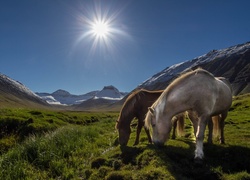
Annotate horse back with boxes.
[135,90,163,118]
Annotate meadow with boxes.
[0,94,249,179]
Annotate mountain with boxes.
[37,85,127,106]
[36,90,98,105]
[138,41,250,95]
[0,73,49,108]
[95,85,125,99]
[73,86,127,111]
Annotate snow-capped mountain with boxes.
[0,73,48,107]
[94,86,125,100]
[138,41,250,95]
[37,90,97,105]
[36,85,127,105]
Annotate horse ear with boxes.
[148,107,155,115]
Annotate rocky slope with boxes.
[0,73,48,108]
[138,41,250,95]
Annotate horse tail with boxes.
[115,120,119,130]
[176,113,185,136]
[212,115,220,137]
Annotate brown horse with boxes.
[115,89,163,146]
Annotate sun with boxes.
[91,20,110,38]
[74,2,131,57]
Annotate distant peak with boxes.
[102,85,118,91]
[52,89,71,96]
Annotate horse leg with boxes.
[207,117,213,144]
[172,117,178,139]
[219,111,227,144]
[187,111,198,138]
[134,120,143,146]
[195,115,209,161]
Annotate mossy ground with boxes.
[0,94,249,179]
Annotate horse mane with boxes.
[145,68,215,124]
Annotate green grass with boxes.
[0,109,117,153]
[0,94,249,179]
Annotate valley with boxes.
[0,94,249,179]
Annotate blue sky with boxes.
[0,0,250,95]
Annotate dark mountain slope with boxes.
[0,73,49,108]
[193,47,250,95]
[138,42,250,96]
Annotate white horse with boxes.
[145,69,232,162]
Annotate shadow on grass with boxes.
[146,140,250,179]
[119,145,144,164]
[90,140,250,179]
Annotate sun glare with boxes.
[74,2,132,59]
[91,21,109,38]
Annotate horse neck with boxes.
[118,100,137,129]
[119,111,135,127]
[154,88,190,120]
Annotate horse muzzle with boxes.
[153,140,165,147]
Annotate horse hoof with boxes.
[207,140,213,144]
[194,158,203,166]
[154,142,165,148]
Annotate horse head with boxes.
[145,106,172,147]
[116,118,131,146]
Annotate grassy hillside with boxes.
[0,92,49,109]
[0,94,249,179]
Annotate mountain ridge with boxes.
[0,73,49,108]
[138,41,250,95]
[36,85,127,105]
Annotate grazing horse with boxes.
[145,69,232,161]
[115,89,163,146]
